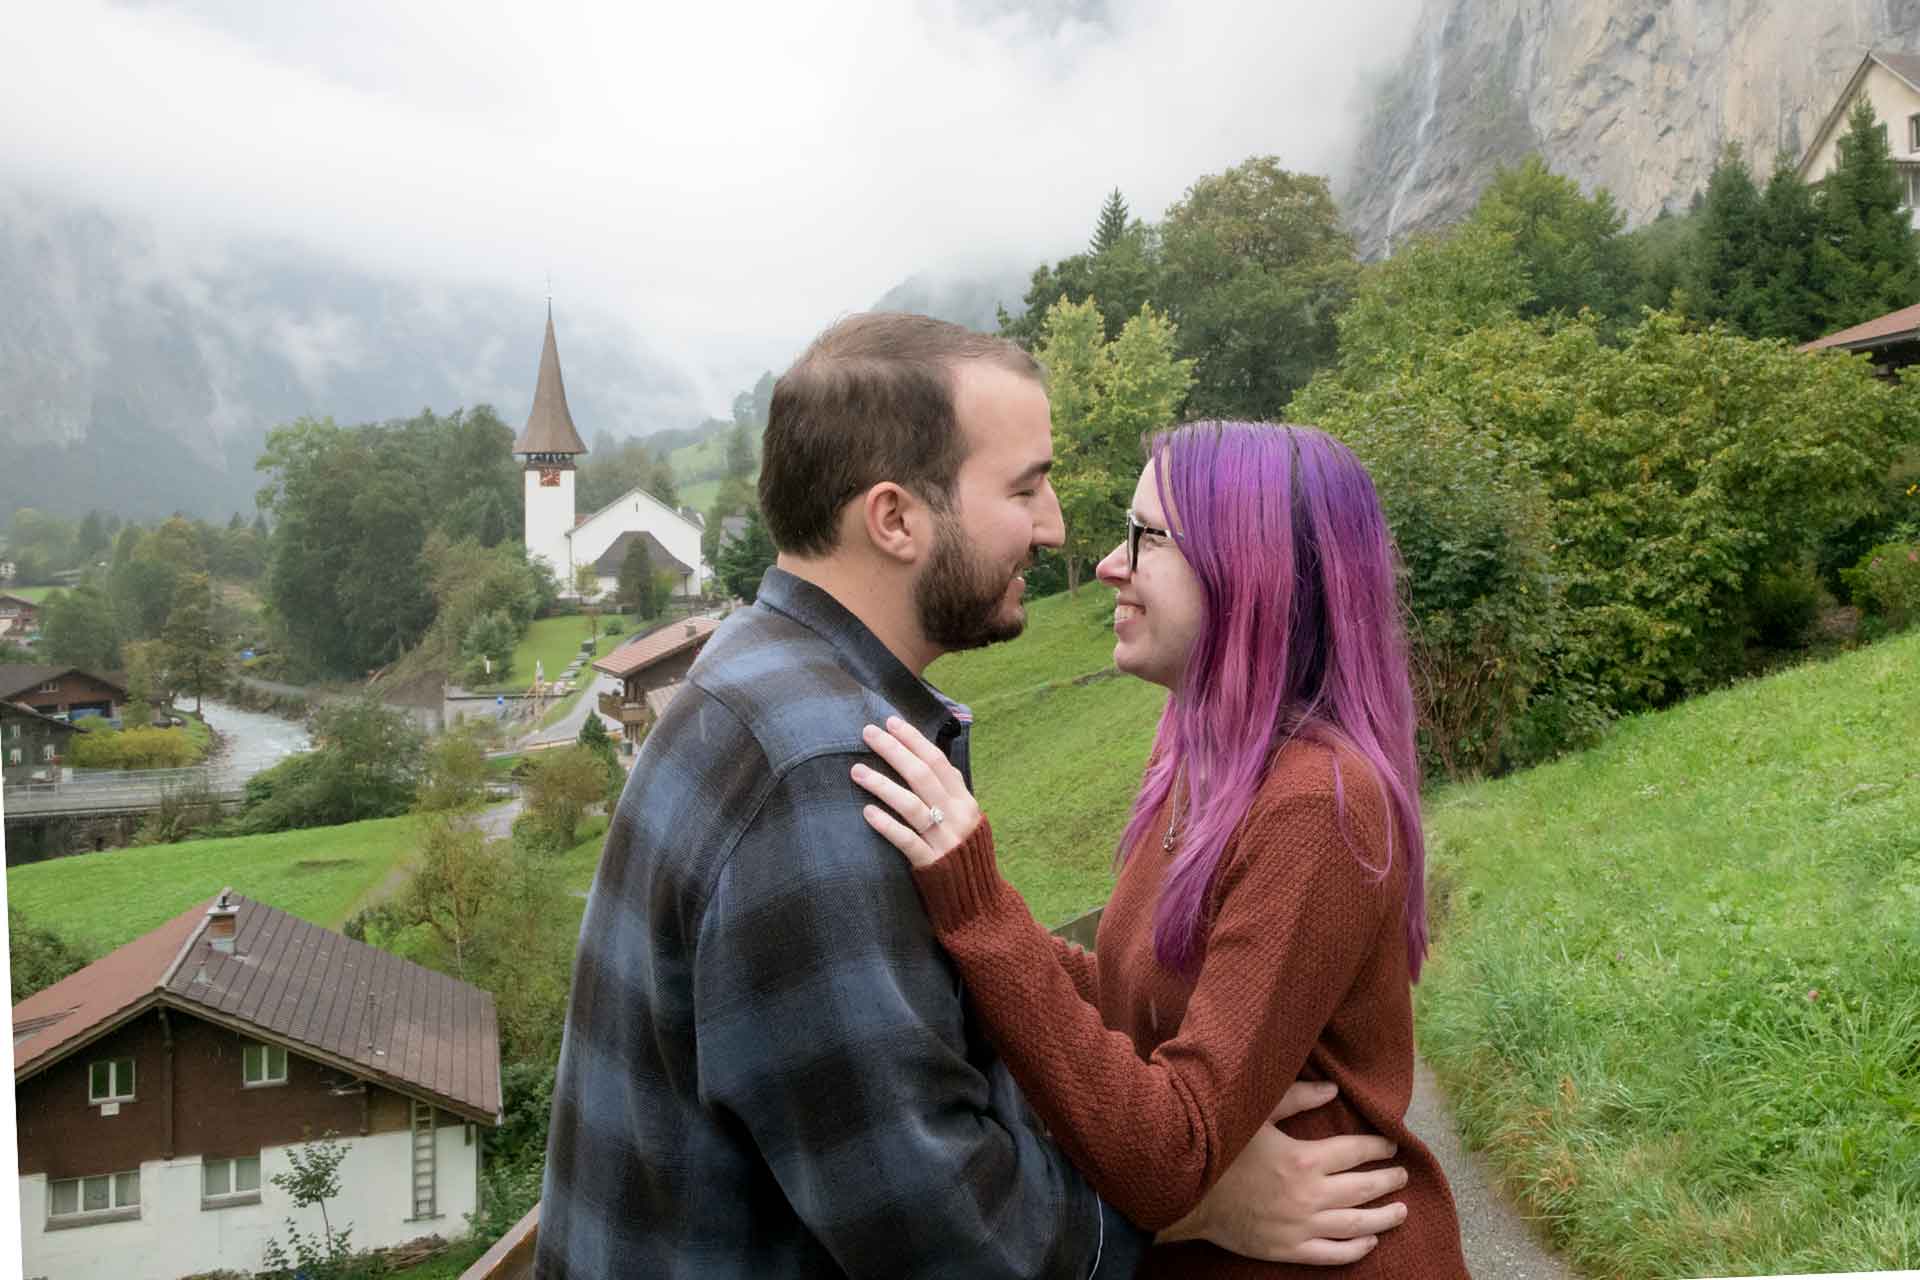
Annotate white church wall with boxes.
[568,487,708,593]
[524,467,578,590]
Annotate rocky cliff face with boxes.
[1343,0,1920,256]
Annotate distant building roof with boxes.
[593,616,720,680]
[1801,301,1920,352]
[0,593,39,609]
[590,530,694,579]
[643,681,684,719]
[512,307,588,457]
[0,664,129,702]
[1798,50,1920,180]
[0,700,87,734]
[12,891,502,1124]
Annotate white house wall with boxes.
[567,486,709,593]
[1803,67,1920,188]
[19,1124,479,1280]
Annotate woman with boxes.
[851,422,1467,1277]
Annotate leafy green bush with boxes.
[237,699,422,832]
[9,907,92,1001]
[1747,561,1825,649]
[70,724,200,770]
[1841,539,1920,631]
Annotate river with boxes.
[198,696,312,787]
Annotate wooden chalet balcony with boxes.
[462,907,1106,1278]
[597,691,648,725]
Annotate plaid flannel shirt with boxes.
[538,567,1143,1279]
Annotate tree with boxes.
[1157,156,1357,417]
[1000,200,1165,349]
[460,610,518,687]
[398,816,507,978]
[416,725,490,813]
[240,696,423,831]
[1687,144,1769,333]
[162,572,226,715]
[121,638,164,729]
[517,746,609,849]
[42,581,120,671]
[573,562,603,642]
[1467,156,1632,326]
[1091,188,1131,254]
[577,710,625,806]
[616,538,655,613]
[1811,95,1920,333]
[260,1133,355,1279]
[725,422,755,481]
[10,907,91,1002]
[1752,159,1823,342]
[1034,297,1194,593]
[714,508,778,602]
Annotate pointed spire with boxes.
[513,309,588,456]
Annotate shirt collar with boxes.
[752,566,965,747]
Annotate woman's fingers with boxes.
[883,716,961,786]
[861,723,942,799]
[851,763,935,831]
[858,802,939,869]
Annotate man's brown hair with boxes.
[758,313,1043,556]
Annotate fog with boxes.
[3,0,1421,416]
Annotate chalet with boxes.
[0,664,128,722]
[13,890,501,1280]
[1797,49,1920,226]
[0,592,41,638]
[1801,299,1920,377]
[594,616,719,744]
[2,700,87,783]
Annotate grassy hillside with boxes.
[6,816,423,953]
[472,614,627,693]
[1415,629,1920,1277]
[928,585,1164,926]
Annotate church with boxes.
[514,309,709,599]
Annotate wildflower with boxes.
[1805,988,1820,1002]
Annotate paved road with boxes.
[1407,1057,1574,1280]
[516,669,623,750]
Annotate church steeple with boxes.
[513,305,588,458]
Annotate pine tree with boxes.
[1090,188,1131,255]
[1811,95,1920,332]
[1752,159,1823,342]
[1688,144,1768,333]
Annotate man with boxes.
[539,314,1408,1278]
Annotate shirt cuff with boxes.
[911,815,1003,929]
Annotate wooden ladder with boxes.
[410,1100,437,1220]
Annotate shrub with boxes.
[237,698,422,832]
[10,907,92,1001]
[1841,539,1920,631]
[516,747,608,849]
[1747,560,1825,649]
[69,724,199,770]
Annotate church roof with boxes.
[513,308,588,456]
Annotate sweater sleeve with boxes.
[1048,933,1101,1005]
[914,780,1398,1231]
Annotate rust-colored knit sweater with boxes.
[913,740,1468,1279]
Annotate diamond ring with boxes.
[925,806,946,829]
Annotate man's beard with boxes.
[915,513,1029,653]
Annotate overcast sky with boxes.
[4,0,1420,414]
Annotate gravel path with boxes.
[1407,1057,1574,1279]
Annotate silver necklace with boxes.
[1162,781,1183,852]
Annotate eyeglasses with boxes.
[1125,512,1173,574]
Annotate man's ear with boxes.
[858,482,931,566]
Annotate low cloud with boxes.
[5,0,1420,414]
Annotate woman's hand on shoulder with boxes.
[851,716,982,870]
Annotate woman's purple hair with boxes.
[1117,422,1429,981]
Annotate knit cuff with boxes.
[913,815,1004,931]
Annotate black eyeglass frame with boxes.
[1125,512,1173,574]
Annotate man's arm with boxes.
[691,756,1139,1280]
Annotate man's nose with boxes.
[1033,482,1066,550]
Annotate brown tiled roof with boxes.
[593,616,719,680]
[643,681,683,719]
[512,309,588,457]
[1801,301,1920,351]
[12,891,502,1124]
[0,700,88,733]
[0,663,127,701]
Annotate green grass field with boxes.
[1414,629,1920,1277]
[6,816,423,953]
[4,585,56,603]
[928,585,1165,926]
[474,614,628,693]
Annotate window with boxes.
[1906,169,1920,210]
[1910,113,1920,153]
[202,1155,262,1206]
[88,1057,135,1104]
[41,744,56,762]
[48,1171,140,1222]
[242,1041,287,1086]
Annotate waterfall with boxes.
[1385,2,1453,256]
